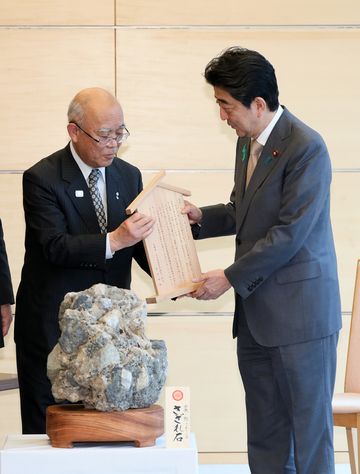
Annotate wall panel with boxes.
[116,29,360,171]
[0,29,115,171]
[116,0,360,26]
[331,173,360,312]
[0,0,114,26]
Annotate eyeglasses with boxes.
[70,122,130,146]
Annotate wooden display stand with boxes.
[126,170,202,303]
[46,404,164,448]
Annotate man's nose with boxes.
[220,107,228,121]
[106,137,120,148]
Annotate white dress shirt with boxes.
[70,142,113,259]
[256,105,284,147]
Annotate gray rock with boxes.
[47,284,167,411]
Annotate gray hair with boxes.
[67,97,85,125]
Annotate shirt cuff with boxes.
[105,234,114,259]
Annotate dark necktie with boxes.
[88,169,107,234]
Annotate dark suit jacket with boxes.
[15,144,149,353]
[197,108,342,346]
[0,218,14,347]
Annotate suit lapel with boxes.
[236,109,292,233]
[105,163,129,231]
[61,145,101,233]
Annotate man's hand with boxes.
[1,304,13,337]
[191,269,232,300]
[109,212,155,253]
[182,200,203,225]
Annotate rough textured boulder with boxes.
[47,284,167,411]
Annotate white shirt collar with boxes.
[256,105,284,147]
[69,141,106,183]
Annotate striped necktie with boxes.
[88,168,107,234]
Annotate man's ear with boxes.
[67,122,78,142]
[253,97,267,117]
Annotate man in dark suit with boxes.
[15,87,154,434]
[0,218,14,347]
[184,48,341,473]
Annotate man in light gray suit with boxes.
[183,47,341,473]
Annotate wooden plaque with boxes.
[126,171,202,303]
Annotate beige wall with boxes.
[0,0,359,463]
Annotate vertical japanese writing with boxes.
[166,386,191,448]
[140,187,201,295]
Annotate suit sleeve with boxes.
[0,219,14,305]
[23,170,107,270]
[225,135,332,299]
[197,195,237,238]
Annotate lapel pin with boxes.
[115,192,120,200]
[75,190,84,198]
[272,150,279,157]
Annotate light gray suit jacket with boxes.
[197,108,342,347]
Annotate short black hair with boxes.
[204,46,279,111]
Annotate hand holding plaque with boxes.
[126,171,202,303]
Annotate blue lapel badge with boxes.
[264,149,280,165]
[264,156,273,165]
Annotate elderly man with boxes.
[15,88,154,434]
